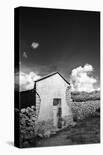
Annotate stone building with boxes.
[34,72,73,130]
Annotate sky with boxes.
[15,7,100,92]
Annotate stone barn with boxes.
[34,72,73,132]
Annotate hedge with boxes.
[71,100,100,120]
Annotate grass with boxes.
[66,115,100,144]
[32,115,100,147]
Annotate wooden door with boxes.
[53,98,62,128]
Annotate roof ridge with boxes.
[35,71,70,85]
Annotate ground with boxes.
[29,115,100,147]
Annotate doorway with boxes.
[53,98,62,129]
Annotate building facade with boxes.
[35,72,73,130]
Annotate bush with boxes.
[35,119,54,138]
[19,107,54,146]
[71,100,100,120]
[19,106,37,147]
[71,91,100,102]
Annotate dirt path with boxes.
[34,116,100,147]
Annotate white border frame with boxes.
[0,0,102,155]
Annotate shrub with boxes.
[71,91,100,102]
[35,119,54,138]
[71,100,100,120]
[19,106,37,147]
[19,107,54,146]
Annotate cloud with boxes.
[31,42,39,49]
[23,51,28,58]
[70,64,99,92]
[15,72,41,91]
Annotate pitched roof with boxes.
[35,72,70,85]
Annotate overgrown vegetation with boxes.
[71,100,100,121]
[19,106,37,147]
[71,90,100,102]
[19,106,54,147]
[71,91,100,120]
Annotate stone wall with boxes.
[65,86,74,124]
